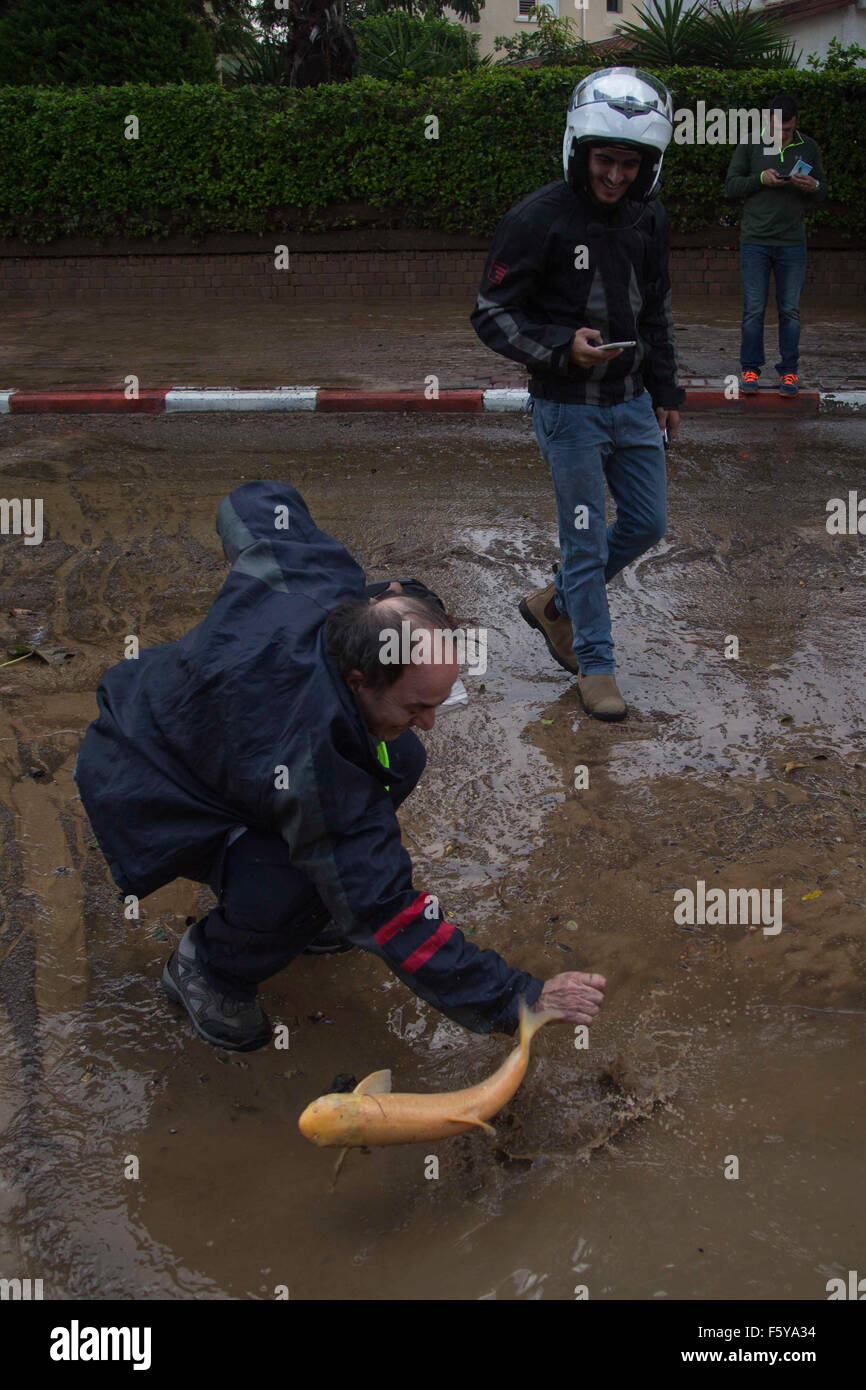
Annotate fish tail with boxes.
[518,997,559,1061]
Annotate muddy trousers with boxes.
[187,730,427,1001]
[532,390,667,673]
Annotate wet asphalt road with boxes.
[0,409,864,1299]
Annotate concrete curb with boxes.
[1,386,864,415]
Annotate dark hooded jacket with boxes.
[74,482,543,1034]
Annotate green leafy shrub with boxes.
[354,12,481,80]
[0,66,861,243]
[806,37,866,72]
[493,9,601,67]
[0,0,217,86]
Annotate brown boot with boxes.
[577,672,626,721]
[518,582,579,674]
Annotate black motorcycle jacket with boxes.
[471,180,685,410]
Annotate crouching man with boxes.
[75,481,606,1051]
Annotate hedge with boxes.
[0,67,863,244]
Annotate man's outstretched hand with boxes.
[535,972,606,1025]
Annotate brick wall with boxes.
[669,246,866,300]
[0,244,862,301]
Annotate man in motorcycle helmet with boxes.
[472,68,685,721]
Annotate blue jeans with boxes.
[740,243,807,376]
[532,390,666,673]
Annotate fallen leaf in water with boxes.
[33,645,76,666]
[5,644,76,666]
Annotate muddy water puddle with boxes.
[1,413,864,1298]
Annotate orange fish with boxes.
[298,999,558,1150]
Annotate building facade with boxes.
[757,0,866,64]
[449,0,645,59]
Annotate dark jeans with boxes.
[740,242,807,377]
[189,729,427,1000]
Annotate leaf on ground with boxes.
[33,645,76,665]
[783,762,805,773]
[6,644,76,665]
[801,890,822,901]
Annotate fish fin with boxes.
[353,1069,392,1095]
[330,1148,350,1190]
[519,998,560,1061]
[445,1114,496,1136]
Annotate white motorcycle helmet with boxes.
[563,67,674,203]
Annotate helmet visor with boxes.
[569,67,672,121]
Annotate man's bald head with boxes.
[325,593,459,741]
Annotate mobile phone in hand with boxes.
[602,340,637,350]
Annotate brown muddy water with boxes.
[0,411,864,1300]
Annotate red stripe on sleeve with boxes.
[373,892,428,948]
[401,920,456,974]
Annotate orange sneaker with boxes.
[740,370,759,393]
[779,373,799,397]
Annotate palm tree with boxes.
[617,0,705,67]
[618,0,800,70]
[698,3,800,69]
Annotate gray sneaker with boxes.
[162,928,272,1052]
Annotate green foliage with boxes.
[697,3,799,69]
[0,66,861,244]
[618,0,800,71]
[354,12,481,79]
[617,0,705,66]
[0,0,217,86]
[807,37,866,72]
[492,8,601,67]
[342,0,484,24]
[226,32,297,86]
[189,0,258,53]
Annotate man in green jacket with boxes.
[725,92,826,398]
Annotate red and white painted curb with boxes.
[0,385,863,415]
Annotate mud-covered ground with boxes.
[2,293,865,391]
[0,410,864,1300]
